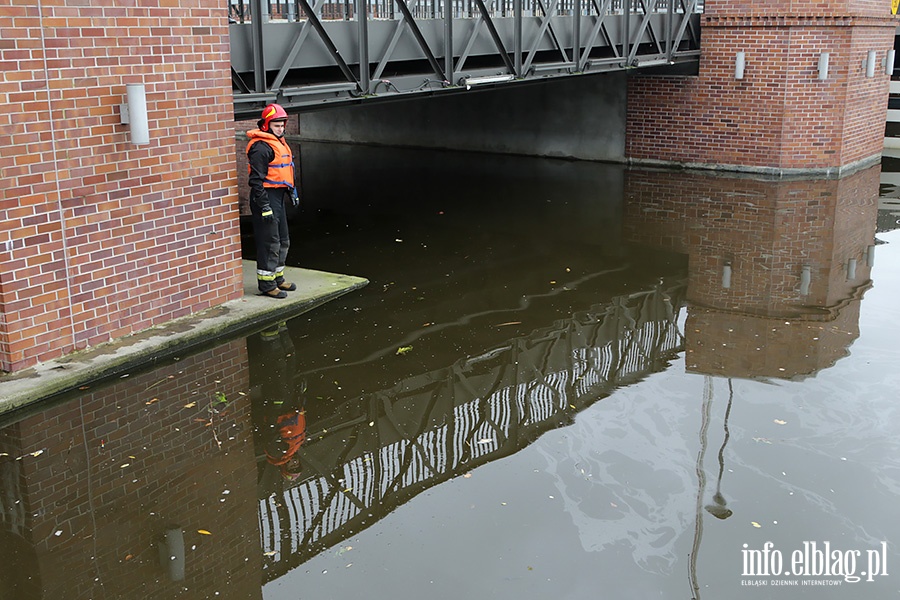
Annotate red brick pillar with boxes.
[627,0,899,174]
[0,0,243,373]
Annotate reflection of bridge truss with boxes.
[258,282,685,578]
[230,0,701,114]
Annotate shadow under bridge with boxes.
[257,279,686,578]
[229,0,701,115]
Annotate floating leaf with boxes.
[184,402,197,409]
[752,437,772,444]
[215,392,227,404]
[197,530,212,535]
[751,522,762,528]
[463,473,472,478]
[774,419,787,425]
[264,551,277,557]
[145,398,159,405]
[477,438,492,444]
[396,346,413,355]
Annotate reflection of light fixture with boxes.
[705,379,734,521]
[800,264,811,296]
[722,262,732,289]
[158,527,185,581]
[867,244,876,267]
[734,52,746,79]
[121,84,150,145]
[847,257,857,280]
[818,52,830,80]
[866,50,877,78]
[461,74,515,90]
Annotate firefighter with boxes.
[247,103,300,298]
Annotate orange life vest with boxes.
[246,129,294,188]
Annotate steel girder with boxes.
[230,0,701,116]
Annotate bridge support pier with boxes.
[296,72,627,163]
[627,3,898,175]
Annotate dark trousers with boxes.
[250,188,291,293]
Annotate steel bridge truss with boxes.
[229,0,701,115]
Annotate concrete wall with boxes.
[296,71,627,162]
[0,0,243,373]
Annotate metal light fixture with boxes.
[886,49,896,75]
[734,52,745,80]
[818,52,830,80]
[800,264,811,296]
[866,50,877,78]
[120,84,150,145]
[461,74,515,90]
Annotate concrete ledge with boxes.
[626,153,883,179]
[0,262,367,416]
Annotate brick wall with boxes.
[0,339,262,599]
[0,0,243,373]
[623,165,878,378]
[627,4,898,172]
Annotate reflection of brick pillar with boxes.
[0,340,262,599]
[627,0,898,173]
[624,166,878,378]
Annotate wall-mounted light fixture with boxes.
[818,52,830,80]
[866,50,877,78]
[460,74,515,90]
[847,257,858,280]
[886,49,896,76]
[734,52,746,80]
[120,84,150,145]
[722,262,732,289]
[799,264,811,296]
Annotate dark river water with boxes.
[2,143,900,599]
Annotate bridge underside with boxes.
[230,0,701,116]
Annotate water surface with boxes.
[1,145,898,599]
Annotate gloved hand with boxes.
[260,205,274,222]
[290,187,300,208]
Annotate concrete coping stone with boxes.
[0,262,368,419]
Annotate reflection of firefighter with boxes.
[257,322,306,481]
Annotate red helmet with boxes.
[259,103,288,132]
